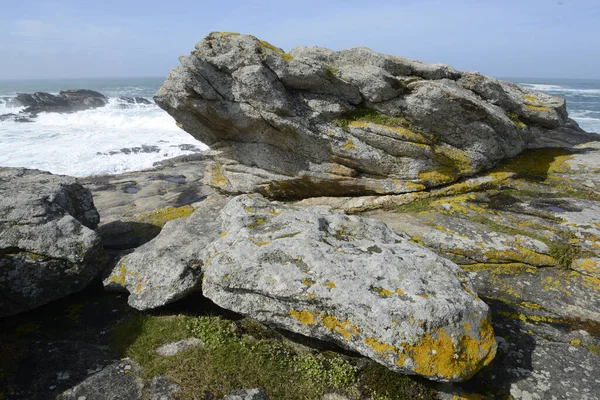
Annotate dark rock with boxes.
[0,168,105,317]
[119,96,152,105]
[56,359,144,400]
[59,89,108,111]
[15,89,107,116]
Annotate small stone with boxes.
[155,338,204,357]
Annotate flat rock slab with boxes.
[0,168,104,317]
[80,154,214,250]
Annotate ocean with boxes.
[0,77,207,177]
[0,76,598,177]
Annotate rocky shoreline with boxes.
[1,33,600,400]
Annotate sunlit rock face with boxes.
[155,32,583,198]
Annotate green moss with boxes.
[395,198,432,214]
[327,65,340,76]
[548,241,579,269]
[111,314,436,399]
[257,40,293,61]
[506,112,527,130]
[469,215,550,245]
[333,108,422,135]
[492,148,574,182]
[585,344,600,356]
[359,362,437,400]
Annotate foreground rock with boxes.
[106,194,496,382]
[0,168,105,317]
[155,32,591,198]
[15,89,107,116]
[57,359,144,400]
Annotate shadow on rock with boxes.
[97,221,161,250]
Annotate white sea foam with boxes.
[0,97,207,177]
[519,83,564,91]
[519,83,600,95]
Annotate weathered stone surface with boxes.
[103,197,226,309]
[0,168,105,317]
[437,315,600,400]
[105,193,496,381]
[80,154,214,250]
[155,32,587,198]
[354,144,600,329]
[201,195,496,382]
[56,359,144,400]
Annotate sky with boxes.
[0,0,598,80]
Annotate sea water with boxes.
[0,77,207,177]
[0,76,598,177]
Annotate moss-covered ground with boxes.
[111,314,439,400]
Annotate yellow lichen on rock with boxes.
[289,309,316,325]
[257,39,293,61]
[109,263,128,286]
[419,167,458,186]
[406,317,496,380]
[134,205,195,228]
[342,139,357,151]
[321,315,358,340]
[348,120,432,145]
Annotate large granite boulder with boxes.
[155,32,585,198]
[15,89,107,116]
[0,168,105,317]
[105,194,496,382]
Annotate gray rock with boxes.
[155,337,204,356]
[150,376,181,400]
[105,194,496,381]
[103,197,226,309]
[155,32,587,198]
[56,359,144,400]
[223,388,268,400]
[201,195,496,382]
[0,168,105,317]
[508,343,600,400]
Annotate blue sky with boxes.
[0,0,598,80]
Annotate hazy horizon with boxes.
[1,0,599,80]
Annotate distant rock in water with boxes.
[155,32,596,198]
[0,113,33,123]
[14,89,108,116]
[0,168,106,317]
[119,96,152,105]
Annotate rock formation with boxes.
[14,89,108,116]
[105,194,496,382]
[0,168,105,317]
[155,32,594,198]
